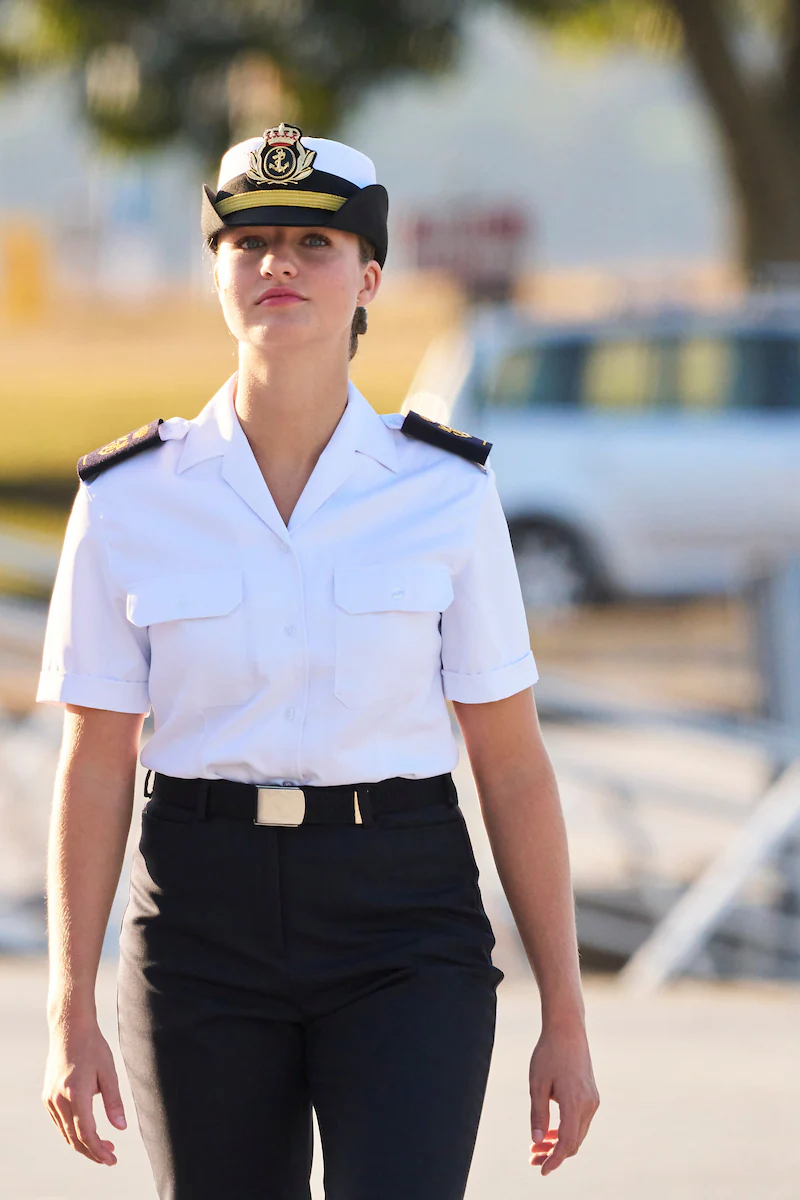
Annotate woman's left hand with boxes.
[528,1021,600,1176]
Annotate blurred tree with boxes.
[510,0,800,280]
[4,0,800,277]
[0,0,463,165]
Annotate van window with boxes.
[480,332,800,413]
[583,340,659,410]
[481,342,584,409]
[676,338,732,410]
[582,334,800,411]
[677,335,800,411]
[734,335,800,409]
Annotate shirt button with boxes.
[280,542,291,554]
[285,624,297,637]
[284,707,295,721]
[391,587,404,599]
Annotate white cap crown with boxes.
[217,135,377,191]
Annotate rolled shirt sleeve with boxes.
[36,483,152,713]
[441,466,538,703]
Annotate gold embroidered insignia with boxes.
[77,418,164,483]
[247,123,317,187]
[98,435,131,456]
[437,422,484,441]
[400,410,492,466]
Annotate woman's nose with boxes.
[260,251,297,277]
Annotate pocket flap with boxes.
[127,569,243,627]
[334,563,454,614]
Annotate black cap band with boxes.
[201,172,388,267]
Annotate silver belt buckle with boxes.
[254,786,306,827]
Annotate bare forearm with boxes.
[454,686,586,1028]
[476,752,583,1025]
[454,691,599,1172]
[46,708,142,1029]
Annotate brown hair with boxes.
[349,234,375,362]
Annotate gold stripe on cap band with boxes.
[215,190,347,216]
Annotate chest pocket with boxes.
[127,569,253,709]
[333,562,454,708]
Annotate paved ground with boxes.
[2,957,799,1199]
[2,593,795,1196]
[4,731,793,1199]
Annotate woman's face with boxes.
[212,224,380,355]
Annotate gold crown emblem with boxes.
[265,123,301,149]
[247,122,316,186]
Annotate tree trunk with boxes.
[669,0,800,280]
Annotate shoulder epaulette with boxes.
[400,410,492,466]
[77,418,165,483]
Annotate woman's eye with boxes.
[238,236,264,250]
[304,234,330,247]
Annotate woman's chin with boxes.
[241,321,315,351]
[241,321,346,356]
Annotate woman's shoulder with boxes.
[381,409,492,475]
[76,416,191,487]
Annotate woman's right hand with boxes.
[43,1016,127,1166]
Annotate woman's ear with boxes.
[357,260,381,308]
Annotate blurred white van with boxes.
[402,305,800,608]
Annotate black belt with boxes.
[145,770,457,827]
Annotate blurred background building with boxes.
[0,7,732,293]
[2,2,800,1196]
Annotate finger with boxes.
[530,1132,558,1161]
[98,1059,127,1132]
[55,1095,97,1161]
[72,1092,116,1165]
[542,1108,581,1176]
[530,1127,557,1168]
[576,1099,598,1151]
[45,1099,70,1144]
[577,1088,601,1154]
[529,1079,552,1144]
[542,1135,579,1175]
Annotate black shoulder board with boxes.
[400,410,492,466]
[77,418,164,483]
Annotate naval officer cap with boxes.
[201,122,389,267]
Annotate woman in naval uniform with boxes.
[38,124,598,1199]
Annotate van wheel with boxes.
[509,522,596,611]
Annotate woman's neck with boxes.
[234,341,350,473]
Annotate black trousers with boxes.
[117,779,504,1200]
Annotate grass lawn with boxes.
[1,273,464,482]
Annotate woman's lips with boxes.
[257,289,306,306]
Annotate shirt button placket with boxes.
[280,542,304,778]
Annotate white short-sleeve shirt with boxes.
[36,374,538,785]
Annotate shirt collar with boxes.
[176,372,399,476]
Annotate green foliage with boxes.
[4,0,798,272]
[509,0,793,53]
[508,0,683,54]
[0,0,467,162]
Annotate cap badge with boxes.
[247,122,317,187]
